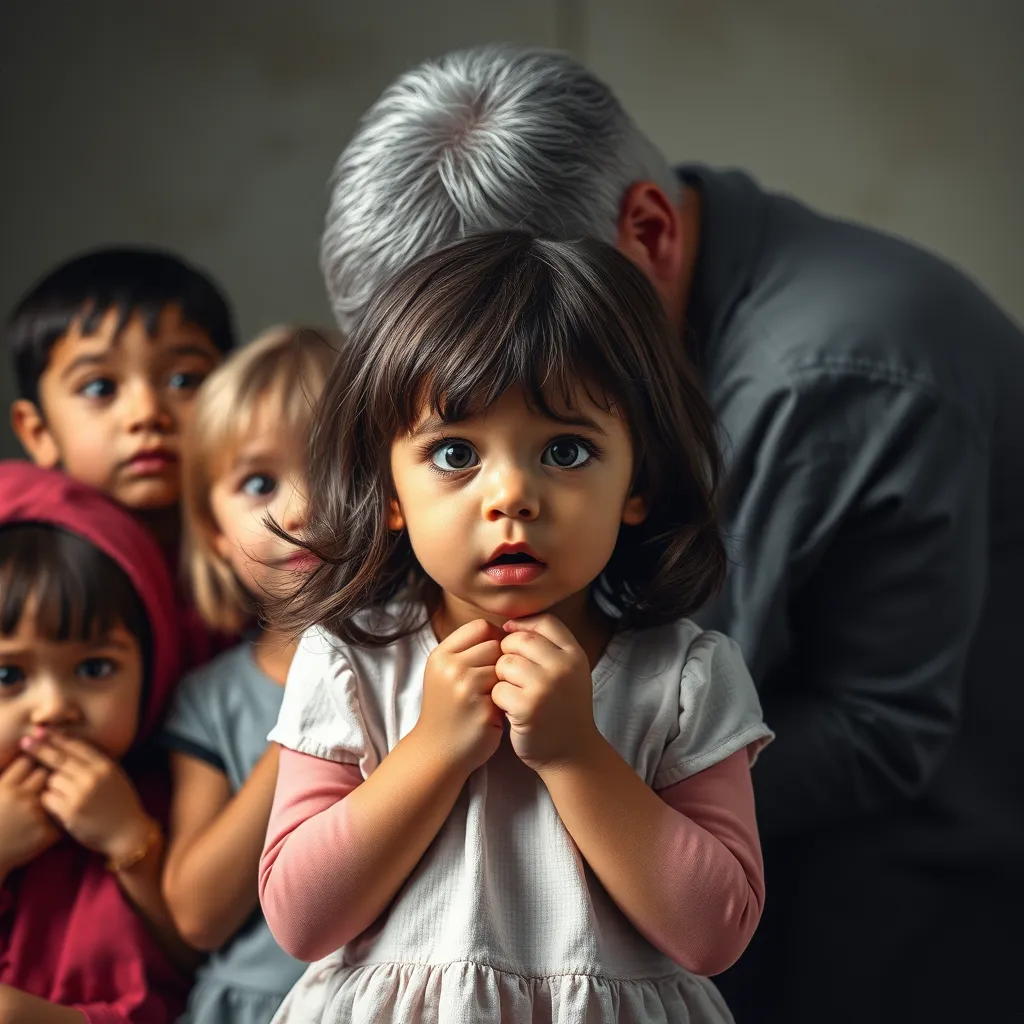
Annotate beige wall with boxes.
[1,0,1020,459]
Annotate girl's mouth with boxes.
[481,551,547,585]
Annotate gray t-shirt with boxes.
[162,643,306,1024]
[680,165,1024,862]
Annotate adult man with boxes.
[320,45,1024,1022]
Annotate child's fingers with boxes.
[442,618,505,653]
[503,614,578,653]
[41,769,77,799]
[499,628,560,669]
[38,788,68,822]
[491,680,529,719]
[494,653,538,690]
[22,766,51,794]
[36,731,102,766]
[19,738,70,771]
[459,638,503,668]
[1,755,37,786]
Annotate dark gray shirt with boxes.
[682,166,1024,856]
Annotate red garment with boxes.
[0,461,189,1023]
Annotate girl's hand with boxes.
[416,619,505,774]
[0,756,61,879]
[493,614,602,772]
[21,730,154,867]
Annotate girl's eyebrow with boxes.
[410,411,608,437]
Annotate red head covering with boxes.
[0,462,187,1022]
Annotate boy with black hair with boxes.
[5,247,237,666]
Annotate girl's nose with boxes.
[278,479,308,534]
[30,682,79,728]
[483,466,540,522]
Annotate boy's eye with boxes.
[0,665,25,689]
[80,378,115,399]
[542,438,592,469]
[168,371,206,391]
[76,657,115,680]
[431,441,478,472]
[241,473,277,497]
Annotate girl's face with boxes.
[208,403,310,602]
[0,606,142,769]
[389,386,647,627]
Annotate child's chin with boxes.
[114,482,180,512]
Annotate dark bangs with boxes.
[278,231,726,646]
[6,247,236,403]
[0,525,149,652]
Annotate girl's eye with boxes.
[0,665,25,689]
[241,473,277,497]
[542,438,592,469]
[76,658,114,681]
[431,442,478,472]
[168,371,206,391]
[80,378,115,399]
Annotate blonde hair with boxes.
[182,325,341,633]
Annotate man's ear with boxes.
[616,181,685,296]
[387,498,405,531]
[10,399,60,468]
[621,493,648,527]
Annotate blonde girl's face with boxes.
[208,402,311,603]
[388,386,647,629]
[0,608,142,770]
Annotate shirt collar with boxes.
[677,164,768,361]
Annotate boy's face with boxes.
[0,606,143,770]
[11,304,223,511]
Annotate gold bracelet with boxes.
[106,819,162,874]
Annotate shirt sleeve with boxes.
[700,369,989,838]
[640,748,765,975]
[267,627,371,771]
[654,631,774,791]
[158,668,224,773]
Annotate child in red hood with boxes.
[0,461,191,1023]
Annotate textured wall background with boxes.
[1,0,1020,457]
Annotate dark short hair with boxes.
[277,231,726,646]
[0,524,150,650]
[5,247,236,404]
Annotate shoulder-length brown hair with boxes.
[279,232,725,646]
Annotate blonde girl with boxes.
[159,326,339,1024]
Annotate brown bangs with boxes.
[275,231,726,647]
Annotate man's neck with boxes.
[673,184,703,335]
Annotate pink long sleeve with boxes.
[259,750,364,961]
[260,747,763,971]
[643,747,765,974]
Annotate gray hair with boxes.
[321,44,678,333]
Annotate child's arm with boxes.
[0,987,85,1024]
[162,745,280,951]
[21,731,195,973]
[261,618,505,962]
[260,737,468,962]
[539,744,763,975]
[493,615,765,975]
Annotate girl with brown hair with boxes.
[259,233,772,1024]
